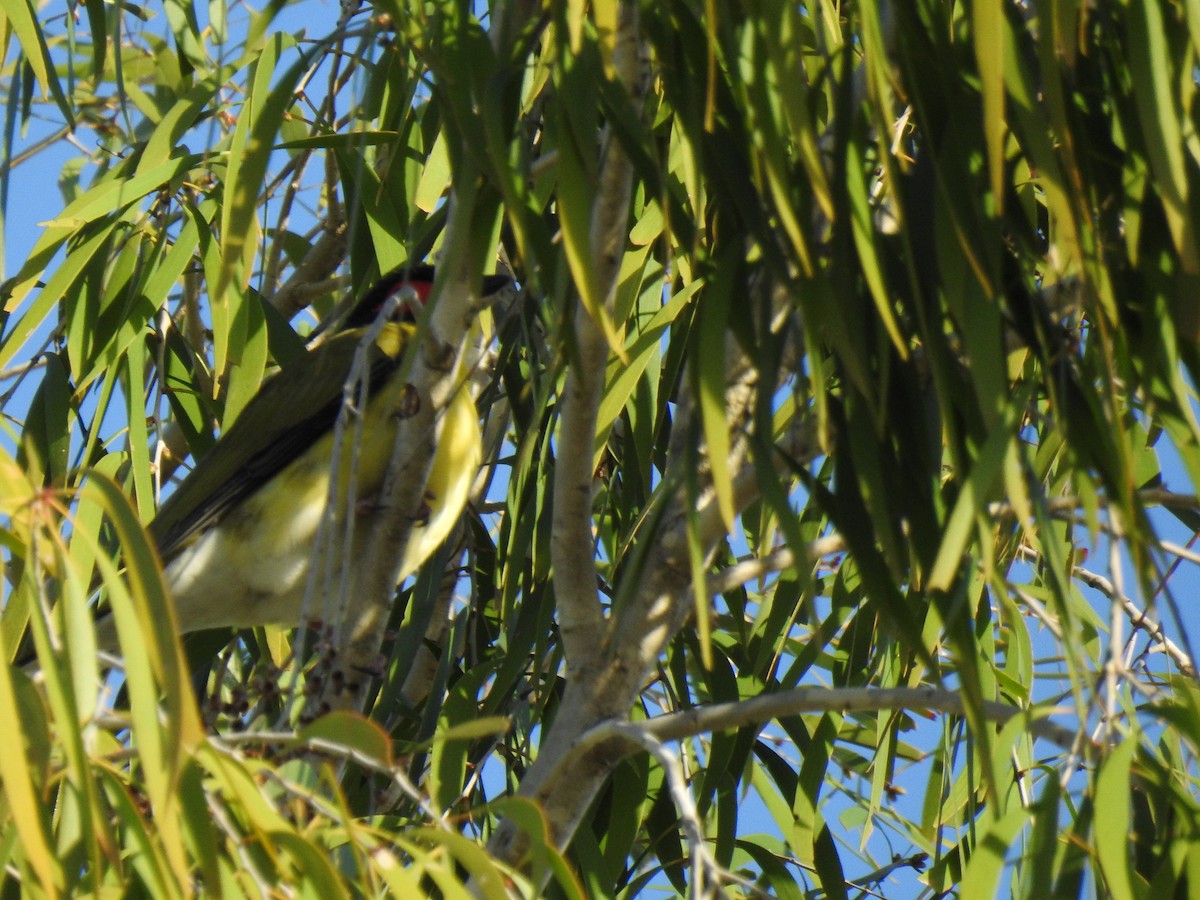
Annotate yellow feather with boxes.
[117,324,482,638]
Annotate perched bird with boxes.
[85,265,511,653]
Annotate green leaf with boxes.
[1,0,73,126]
[594,274,695,466]
[492,798,586,899]
[140,80,222,172]
[972,0,1005,210]
[694,264,735,530]
[79,477,205,773]
[846,128,906,357]
[439,716,511,742]
[929,400,1021,591]
[215,33,307,377]
[163,0,207,71]
[276,130,400,151]
[1127,0,1195,270]
[20,351,70,486]
[300,711,394,767]
[0,635,62,892]
[1094,737,1146,900]
[414,828,515,900]
[415,130,451,213]
[957,792,1029,900]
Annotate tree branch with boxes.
[552,1,644,673]
[627,685,1087,753]
[489,349,817,868]
[706,534,847,597]
[1016,546,1196,677]
[266,217,349,321]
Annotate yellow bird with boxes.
[95,265,511,650]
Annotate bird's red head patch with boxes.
[344,264,436,329]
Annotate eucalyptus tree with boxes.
[2,1,1199,897]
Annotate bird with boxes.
[82,264,512,655]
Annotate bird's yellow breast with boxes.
[164,376,481,630]
[222,370,413,588]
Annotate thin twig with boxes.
[706,534,847,596]
[600,722,730,899]
[1016,546,1195,677]
[629,685,1086,753]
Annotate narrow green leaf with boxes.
[1094,737,1143,900]
[79,475,204,744]
[82,0,107,76]
[439,716,511,742]
[2,0,73,126]
[973,0,1005,210]
[336,145,407,271]
[735,838,806,900]
[415,130,451,213]
[269,831,346,896]
[555,57,626,359]
[430,664,495,813]
[1127,0,1195,270]
[929,402,1020,591]
[957,791,1029,900]
[20,351,69,485]
[492,797,587,899]
[566,0,586,53]
[276,130,400,151]
[593,0,619,76]
[162,0,207,71]
[215,34,307,378]
[695,273,735,530]
[42,155,200,231]
[221,289,267,425]
[415,829,517,900]
[139,81,222,172]
[197,744,290,833]
[300,711,394,767]
[813,822,848,900]
[846,130,907,357]
[594,271,693,465]
[373,843,428,895]
[686,503,714,670]
[0,218,117,373]
[762,6,831,221]
[0,624,62,892]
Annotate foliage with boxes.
[2,0,1200,896]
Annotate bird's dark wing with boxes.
[149,328,406,560]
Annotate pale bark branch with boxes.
[489,376,817,868]
[1016,545,1196,677]
[494,684,1088,882]
[550,330,610,668]
[336,271,478,678]
[266,218,349,321]
[706,534,847,597]
[311,0,540,713]
[601,722,729,899]
[622,685,1088,754]
[984,488,1200,523]
[1160,538,1200,567]
[552,2,644,672]
[305,220,496,714]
